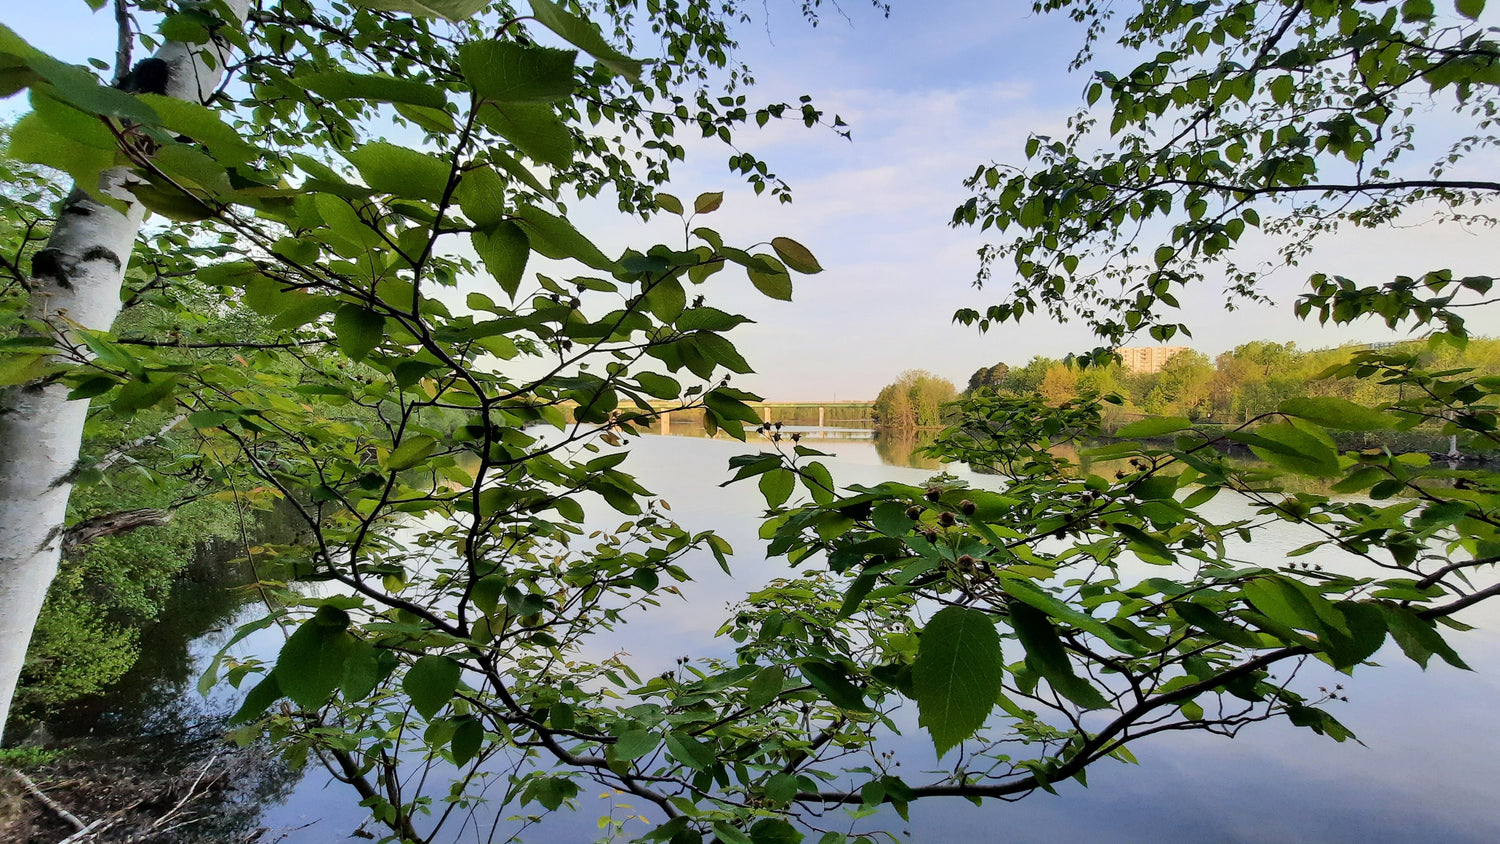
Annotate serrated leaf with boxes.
[385,435,437,470]
[404,655,462,719]
[759,467,795,508]
[1009,602,1110,710]
[665,732,716,770]
[333,305,385,361]
[527,0,645,82]
[515,204,613,270]
[456,166,508,228]
[912,607,1004,757]
[298,71,447,109]
[1114,417,1192,438]
[472,221,530,298]
[479,101,574,168]
[748,266,793,300]
[345,141,451,202]
[450,716,484,765]
[228,673,283,724]
[1278,396,1390,431]
[771,237,821,274]
[274,609,354,710]
[349,0,488,20]
[459,41,577,103]
[613,729,659,761]
[798,661,869,711]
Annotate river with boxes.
[57,429,1500,843]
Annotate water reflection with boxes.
[70,434,1500,843]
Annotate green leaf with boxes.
[635,372,680,399]
[472,575,507,616]
[480,102,574,169]
[345,142,452,203]
[759,468,796,508]
[1456,0,1484,19]
[800,462,836,506]
[771,237,822,274]
[229,673,283,724]
[1009,603,1110,709]
[612,729,658,761]
[749,818,803,844]
[749,265,793,300]
[456,166,509,228]
[298,71,448,110]
[1246,421,1341,478]
[912,607,1005,757]
[712,822,755,844]
[1278,397,1390,431]
[797,661,869,712]
[8,110,113,190]
[515,204,614,270]
[472,221,530,298]
[450,716,484,766]
[334,305,386,362]
[527,0,646,82]
[664,732,716,770]
[744,665,784,708]
[348,0,488,20]
[341,641,395,702]
[1114,417,1192,438]
[274,608,354,710]
[694,191,723,214]
[459,41,577,103]
[404,655,463,719]
[655,192,684,215]
[998,576,1134,653]
[386,435,438,470]
[1383,606,1470,670]
[646,276,686,322]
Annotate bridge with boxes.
[652,401,875,435]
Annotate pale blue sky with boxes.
[7,1,1493,400]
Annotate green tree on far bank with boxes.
[874,369,956,429]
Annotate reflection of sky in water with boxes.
[236,434,1500,842]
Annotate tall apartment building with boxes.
[1115,345,1189,374]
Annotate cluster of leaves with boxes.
[952,0,1500,357]
[0,1,838,841]
[726,370,1496,818]
[6,0,1500,842]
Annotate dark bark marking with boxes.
[81,246,122,271]
[29,248,73,289]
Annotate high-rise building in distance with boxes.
[1115,345,1189,374]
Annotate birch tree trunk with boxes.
[0,0,248,742]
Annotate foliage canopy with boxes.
[2,0,1500,842]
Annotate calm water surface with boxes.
[79,431,1500,843]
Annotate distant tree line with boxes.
[965,339,1500,437]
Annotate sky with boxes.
[7,0,1499,400]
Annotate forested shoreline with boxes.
[875,338,1500,455]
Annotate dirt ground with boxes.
[1,741,287,843]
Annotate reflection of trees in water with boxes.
[874,429,943,469]
[39,507,308,842]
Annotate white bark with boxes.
[0,0,248,742]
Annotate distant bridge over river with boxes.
[651,401,875,436]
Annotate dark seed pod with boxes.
[960,499,976,516]
[905,505,924,520]
[957,554,976,568]
[938,511,956,527]
[925,487,943,502]
[920,528,938,542]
